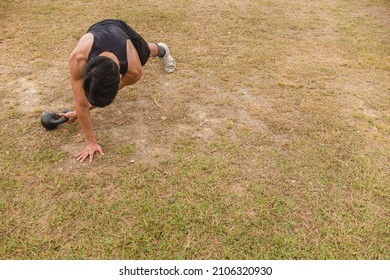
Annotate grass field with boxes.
[0,0,389,259]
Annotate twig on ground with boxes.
[152,95,167,111]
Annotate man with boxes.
[61,19,176,163]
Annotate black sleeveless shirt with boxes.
[87,20,130,75]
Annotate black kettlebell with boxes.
[41,110,70,130]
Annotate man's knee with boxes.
[133,67,143,81]
[122,67,143,86]
[128,68,143,85]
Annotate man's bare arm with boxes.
[69,51,104,162]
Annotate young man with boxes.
[61,19,176,163]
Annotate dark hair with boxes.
[83,56,120,107]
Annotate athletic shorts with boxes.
[87,19,150,66]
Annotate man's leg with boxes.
[148,43,159,57]
[148,42,176,73]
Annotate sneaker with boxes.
[158,42,176,73]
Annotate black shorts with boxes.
[87,19,150,66]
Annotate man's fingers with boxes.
[77,154,86,162]
[75,152,97,163]
[59,113,69,119]
[89,152,94,162]
[76,152,87,162]
[75,145,103,163]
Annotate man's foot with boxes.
[157,42,176,73]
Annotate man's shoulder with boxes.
[70,34,94,59]
[69,34,94,68]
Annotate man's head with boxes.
[83,56,120,107]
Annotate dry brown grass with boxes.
[0,0,389,259]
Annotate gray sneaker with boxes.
[158,42,176,73]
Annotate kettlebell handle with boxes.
[50,116,68,125]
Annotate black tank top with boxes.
[87,20,129,75]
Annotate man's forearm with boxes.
[75,103,96,143]
[71,104,95,117]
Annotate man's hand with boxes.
[76,142,104,163]
[59,110,78,124]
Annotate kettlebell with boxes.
[40,110,70,130]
